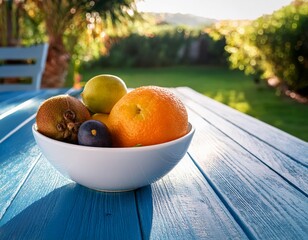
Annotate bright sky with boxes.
[136,0,294,20]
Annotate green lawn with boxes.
[80,66,308,141]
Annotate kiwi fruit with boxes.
[36,94,91,143]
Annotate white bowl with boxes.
[32,123,195,192]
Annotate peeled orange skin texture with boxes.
[36,95,91,142]
[108,86,189,147]
[81,74,127,114]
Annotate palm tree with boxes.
[34,0,138,88]
[0,0,28,46]
[0,0,138,87]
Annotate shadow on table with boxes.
[0,183,153,240]
[135,185,154,239]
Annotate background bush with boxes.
[252,1,308,94]
[211,0,308,95]
[82,26,227,68]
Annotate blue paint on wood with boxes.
[1,88,307,240]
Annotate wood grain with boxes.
[181,106,308,239]
[176,87,308,166]
[1,87,307,240]
[136,155,248,240]
[174,88,308,195]
[0,91,45,115]
[0,91,23,102]
[0,155,142,240]
[0,88,142,239]
[0,119,39,220]
[0,89,67,139]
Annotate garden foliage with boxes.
[0,0,138,87]
[85,26,226,68]
[210,0,308,94]
[253,1,308,94]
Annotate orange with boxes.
[91,113,110,129]
[108,86,189,147]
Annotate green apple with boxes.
[82,74,127,114]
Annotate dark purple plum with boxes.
[78,120,112,147]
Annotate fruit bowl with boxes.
[32,123,195,192]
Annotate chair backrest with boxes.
[0,43,49,91]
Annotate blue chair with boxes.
[0,43,49,91]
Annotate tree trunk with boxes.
[41,35,70,88]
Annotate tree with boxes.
[0,0,138,87]
[252,0,308,94]
[209,0,308,96]
[35,0,139,88]
[0,0,39,46]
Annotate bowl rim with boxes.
[32,123,195,152]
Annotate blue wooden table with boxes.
[0,87,307,240]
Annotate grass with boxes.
[79,66,308,142]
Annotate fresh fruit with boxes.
[81,74,127,114]
[78,120,112,147]
[91,113,110,129]
[36,95,91,143]
[108,86,189,147]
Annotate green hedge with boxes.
[252,1,308,93]
[83,27,226,68]
[218,1,308,95]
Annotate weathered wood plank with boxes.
[0,118,40,220]
[0,88,141,239]
[1,146,142,238]
[174,88,308,194]
[0,91,28,103]
[0,155,141,240]
[0,90,46,115]
[176,87,308,166]
[136,155,249,240]
[182,108,308,239]
[0,89,79,220]
[0,89,77,140]
[1,87,307,240]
